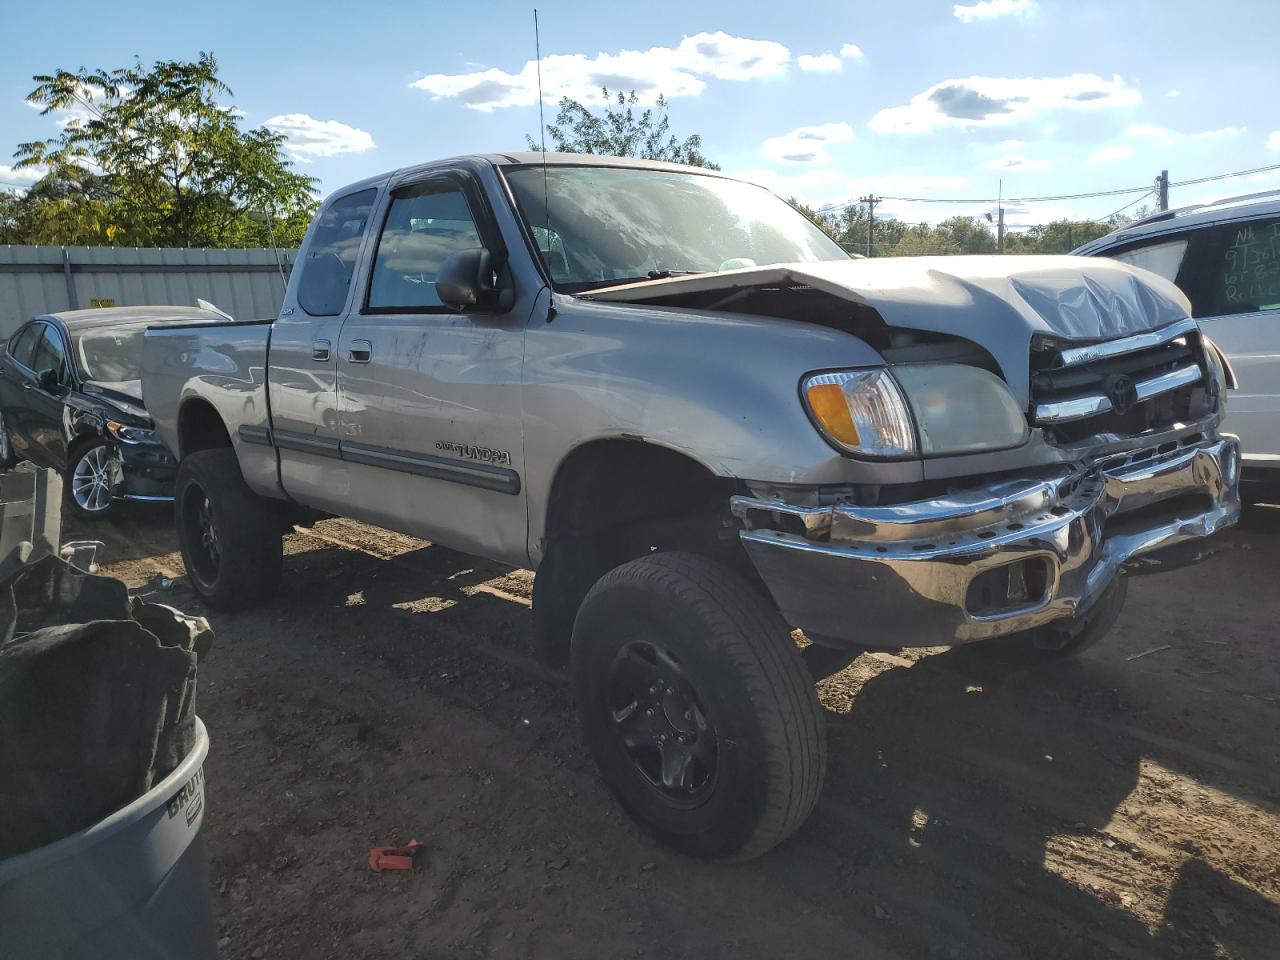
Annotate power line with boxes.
[1098,190,1154,223]
[814,161,1280,213]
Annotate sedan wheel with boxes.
[69,443,118,518]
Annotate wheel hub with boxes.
[72,446,117,513]
[609,642,717,800]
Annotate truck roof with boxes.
[320,152,735,203]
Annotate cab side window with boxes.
[297,189,378,317]
[32,324,68,384]
[365,183,482,312]
[7,324,41,369]
[1186,218,1280,318]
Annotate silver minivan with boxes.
[1076,191,1280,490]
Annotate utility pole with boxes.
[859,195,879,257]
[996,179,1005,254]
[1156,169,1170,211]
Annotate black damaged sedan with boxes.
[0,306,220,519]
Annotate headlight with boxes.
[803,364,1029,459]
[106,421,158,445]
[803,369,917,458]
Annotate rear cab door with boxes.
[0,322,45,462]
[268,185,381,513]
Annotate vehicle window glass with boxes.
[297,188,378,317]
[366,183,482,311]
[7,324,41,368]
[505,165,848,293]
[73,322,148,382]
[1109,238,1188,282]
[1193,218,1280,317]
[32,324,68,383]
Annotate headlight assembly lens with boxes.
[106,421,158,444]
[892,364,1029,456]
[803,369,917,458]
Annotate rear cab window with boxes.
[297,189,378,316]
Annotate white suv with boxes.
[1076,191,1280,488]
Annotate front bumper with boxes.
[111,441,177,502]
[732,436,1240,648]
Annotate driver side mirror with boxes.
[35,368,58,390]
[436,249,511,312]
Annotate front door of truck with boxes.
[268,188,377,513]
[335,172,529,565]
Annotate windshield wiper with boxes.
[646,269,704,280]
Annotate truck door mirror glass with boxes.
[436,248,501,311]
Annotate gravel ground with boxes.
[68,502,1280,960]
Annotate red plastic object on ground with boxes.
[368,840,422,872]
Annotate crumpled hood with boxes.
[585,255,1192,406]
[82,380,149,422]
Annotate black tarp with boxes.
[0,555,212,859]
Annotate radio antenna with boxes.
[534,8,554,312]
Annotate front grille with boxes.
[1029,318,1210,445]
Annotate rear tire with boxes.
[0,409,16,469]
[175,448,283,610]
[571,552,826,861]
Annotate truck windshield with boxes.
[505,165,848,293]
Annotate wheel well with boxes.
[178,399,232,459]
[532,439,754,664]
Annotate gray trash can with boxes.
[0,718,217,959]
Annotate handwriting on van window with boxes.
[1222,222,1280,309]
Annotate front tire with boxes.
[571,552,826,861]
[175,448,283,610]
[65,441,118,520]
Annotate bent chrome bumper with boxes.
[732,436,1240,647]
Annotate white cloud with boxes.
[1166,89,1181,98]
[953,0,1036,23]
[1269,131,1280,151]
[870,73,1141,133]
[0,164,44,186]
[983,153,1052,172]
[840,43,865,59]
[264,114,376,161]
[798,53,842,73]
[1088,145,1134,165]
[1123,123,1246,147]
[412,32,790,112]
[1189,126,1246,141]
[761,122,855,164]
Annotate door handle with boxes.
[312,339,331,362]
[348,340,373,364]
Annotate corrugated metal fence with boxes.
[0,245,297,337]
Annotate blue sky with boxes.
[4,0,1279,230]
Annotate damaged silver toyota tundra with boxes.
[140,154,1240,861]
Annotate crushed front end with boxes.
[734,317,1241,648]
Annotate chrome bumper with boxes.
[732,436,1241,647]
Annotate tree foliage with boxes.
[791,198,1141,258]
[526,89,719,169]
[2,53,318,247]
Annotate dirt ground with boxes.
[68,500,1280,960]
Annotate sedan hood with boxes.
[584,255,1192,406]
[82,379,149,422]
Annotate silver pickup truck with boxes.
[141,153,1241,861]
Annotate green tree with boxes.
[527,89,719,169]
[11,53,318,247]
[1004,219,1113,255]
